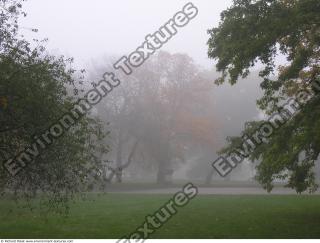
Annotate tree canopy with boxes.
[0,0,108,213]
[208,0,320,193]
[91,52,219,184]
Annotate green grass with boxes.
[1,194,320,238]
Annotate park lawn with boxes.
[0,194,320,239]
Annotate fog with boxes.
[19,0,233,67]
[2,0,320,239]
[19,0,265,186]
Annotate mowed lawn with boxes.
[1,194,320,239]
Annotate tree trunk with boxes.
[156,157,172,185]
[157,161,167,184]
[205,169,214,185]
[106,140,139,184]
[115,133,123,183]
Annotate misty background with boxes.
[18,0,267,184]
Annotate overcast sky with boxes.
[19,0,233,69]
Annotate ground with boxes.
[1,192,320,239]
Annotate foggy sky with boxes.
[19,0,233,68]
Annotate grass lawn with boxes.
[1,194,320,239]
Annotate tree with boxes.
[91,52,219,184]
[134,52,218,184]
[207,0,320,193]
[0,0,108,213]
